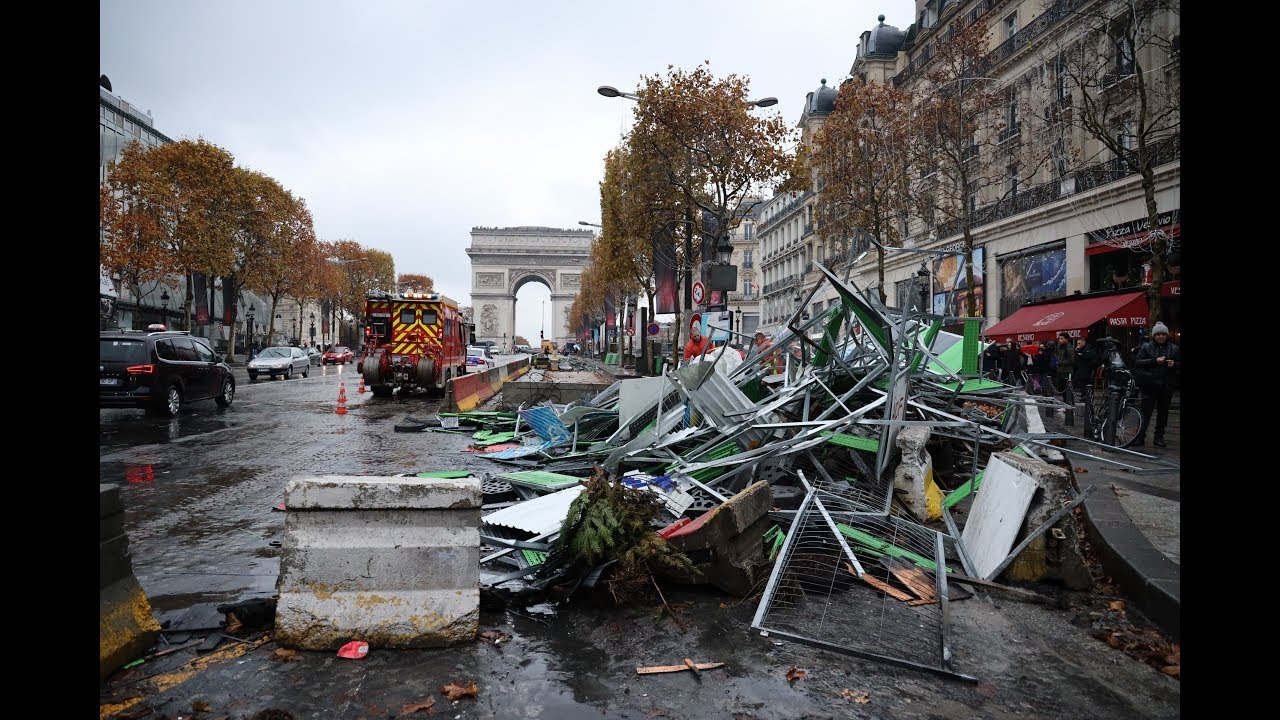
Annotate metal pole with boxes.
[684,205,694,312]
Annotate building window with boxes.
[1005,13,1018,39]
[743,223,753,241]
[1115,34,1135,76]
[967,180,979,214]
[1054,139,1069,178]
[1055,60,1070,102]
[1116,119,1135,152]
[1007,167,1020,197]
[743,250,753,268]
[1007,88,1019,130]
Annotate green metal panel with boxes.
[909,319,942,372]
[836,524,953,572]
[496,470,584,491]
[415,470,472,479]
[961,318,981,376]
[813,306,848,368]
[822,431,881,452]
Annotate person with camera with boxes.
[1133,322,1179,448]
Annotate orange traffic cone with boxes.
[357,376,366,393]
[335,382,349,415]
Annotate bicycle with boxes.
[1087,366,1143,448]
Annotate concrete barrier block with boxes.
[990,452,1091,589]
[100,576,162,681]
[275,475,482,649]
[660,481,773,596]
[892,426,943,522]
[100,483,159,681]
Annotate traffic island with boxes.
[274,474,482,649]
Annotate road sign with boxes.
[692,281,705,304]
[647,322,660,336]
[626,326,635,337]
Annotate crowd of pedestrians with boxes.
[981,324,1179,448]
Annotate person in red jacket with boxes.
[682,322,710,362]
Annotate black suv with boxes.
[100,330,236,417]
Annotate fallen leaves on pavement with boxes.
[839,688,870,703]
[397,697,436,716]
[785,666,806,684]
[440,681,478,701]
[478,630,511,645]
[1088,601,1179,680]
[270,648,301,662]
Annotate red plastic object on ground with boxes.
[336,640,369,659]
[658,517,692,539]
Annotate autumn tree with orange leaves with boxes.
[100,138,241,330]
[397,273,435,293]
[621,63,796,363]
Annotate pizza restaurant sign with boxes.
[1108,315,1148,327]
[1087,209,1180,245]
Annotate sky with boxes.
[101,0,916,341]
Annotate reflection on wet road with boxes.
[99,363,488,613]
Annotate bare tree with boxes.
[1051,0,1180,323]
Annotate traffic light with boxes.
[540,330,544,339]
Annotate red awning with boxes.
[984,291,1149,342]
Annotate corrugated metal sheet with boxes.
[481,485,584,535]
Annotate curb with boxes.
[1080,488,1181,642]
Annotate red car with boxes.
[322,346,355,365]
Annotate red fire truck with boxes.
[357,291,467,397]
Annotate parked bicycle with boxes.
[1083,340,1143,448]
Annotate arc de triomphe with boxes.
[467,226,592,349]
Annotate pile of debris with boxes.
[409,267,1178,681]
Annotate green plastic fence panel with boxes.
[472,432,519,446]
[666,440,739,482]
[961,318,981,376]
[822,431,881,453]
[909,319,942,373]
[415,470,473,479]
[936,378,1006,392]
[926,338,966,375]
[836,524,953,573]
[813,306,848,368]
[763,525,785,561]
[496,470,584,491]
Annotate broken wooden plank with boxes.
[881,557,938,602]
[636,662,725,675]
[846,562,913,602]
[683,658,701,679]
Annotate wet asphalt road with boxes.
[99,356,1180,719]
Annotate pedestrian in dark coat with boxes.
[1053,332,1076,426]
[1002,340,1025,385]
[1133,322,1179,447]
[982,343,1001,380]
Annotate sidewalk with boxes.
[1037,390,1181,641]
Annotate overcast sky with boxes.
[101,0,914,341]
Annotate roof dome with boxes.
[807,79,836,115]
[866,15,906,57]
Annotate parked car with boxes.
[100,329,236,417]
[514,344,533,354]
[304,346,322,366]
[323,345,355,364]
[466,345,495,371]
[248,346,311,381]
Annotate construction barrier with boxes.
[100,483,161,680]
[448,357,530,412]
[274,474,482,649]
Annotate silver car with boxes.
[248,346,311,381]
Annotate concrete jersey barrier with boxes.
[448,357,530,411]
[274,474,482,649]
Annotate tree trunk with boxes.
[963,227,977,317]
[876,246,887,304]
[1140,167,1166,326]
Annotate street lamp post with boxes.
[160,290,170,329]
[275,313,282,346]
[309,312,316,346]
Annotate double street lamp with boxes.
[597,85,778,108]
